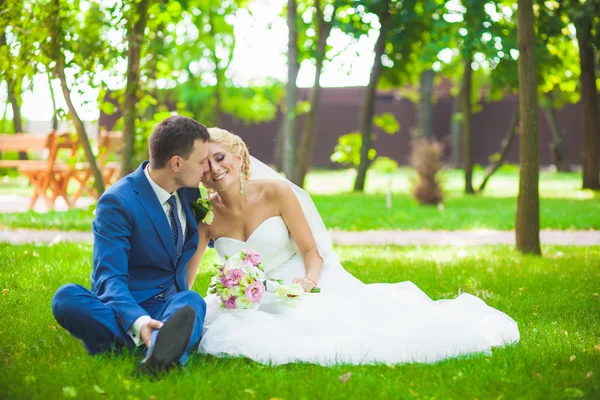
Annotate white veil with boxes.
[248,156,340,269]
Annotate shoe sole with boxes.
[135,305,196,377]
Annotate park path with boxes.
[1,227,598,246]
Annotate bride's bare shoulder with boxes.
[252,179,289,196]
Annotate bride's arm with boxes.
[187,224,211,290]
[272,181,323,291]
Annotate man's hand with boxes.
[140,319,164,348]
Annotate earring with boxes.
[239,165,245,194]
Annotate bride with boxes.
[187,127,520,366]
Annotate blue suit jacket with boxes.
[91,161,200,331]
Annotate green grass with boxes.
[1,243,599,399]
[0,167,598,231]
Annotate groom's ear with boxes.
[169,155,181,172]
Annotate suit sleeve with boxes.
[91,191,148,331]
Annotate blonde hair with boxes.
[207,127,251,186]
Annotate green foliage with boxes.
[330,132,377,167]
[370,156,399,173]
[0,0,39,103]
[373,112,400,134]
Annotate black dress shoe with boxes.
[134,305,196,378]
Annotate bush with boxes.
[410,138,444,205]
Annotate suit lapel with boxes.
[178,188,199,254]
[132,162,177,265]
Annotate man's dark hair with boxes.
[149,116,210,169]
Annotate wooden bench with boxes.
[70,130,123,202]
[97,130,122,185]
[0,134,51,169]
[0,131,77,210]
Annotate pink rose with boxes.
[243,249,262,266]
[244,280,265,303]
[220,268,243,288]
[223,296,237,309]
[219,275,231,288]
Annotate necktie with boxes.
[167,195,184,258]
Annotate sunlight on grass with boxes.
[1,167,597,232]
[1,243,599,399]
[305,166,591,199]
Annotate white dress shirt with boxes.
[128,165,188,346]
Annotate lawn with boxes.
[1,168,598,232]
[1,243,599,399]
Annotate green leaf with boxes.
[373,112,400,135]
[564,388,585,398]
[62,386,77,398]
[93,385,106,394]
[101,102,115,115]
[371,156,399,173]
[330,132,362,167]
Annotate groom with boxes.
[52,115,209,376]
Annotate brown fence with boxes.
[100,86,587,168]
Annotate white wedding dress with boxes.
[197,215,520,366]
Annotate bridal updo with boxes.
[207,127,251,183]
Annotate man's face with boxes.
[175,139,209,188]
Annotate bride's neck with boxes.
[217,185,247,212]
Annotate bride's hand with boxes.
[292,277,317,292]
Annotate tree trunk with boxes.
[354,4,390,192]
[145,0,167,122]
[450,94,462,167]
[516,0,541,254]
[272,107,285,171]
[208,6,223,127]
[6,77,28,160]
[543,92,568,172]
[575,18,600,189]
[1,29,27,159]
[461,54,474,194]
[283,0,299,180]
[6,80,22,133]
[57,53,106,196]
[296,0,334,187]
[418,70,435,138]
[120,0,150,178]
[47,72,59,130]
[478,105,519,192]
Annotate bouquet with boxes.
[207,249,319,310]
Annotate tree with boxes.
[353,0,390,192]
[460,51,474,193]
[418,70,435,139]
[120,0,150,177]
[479,0,581,187]
[38,0,106,195]
[534,0,582,173]
[516,0,541,254]
[0,0,35,159]
[478,104,519,192]
[459,0,495,194]
[569,0,600,189]
[283,0,299,180]
[296,0,343,187]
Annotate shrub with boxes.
[410,138,444,205]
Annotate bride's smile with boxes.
[212,171,228,182]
